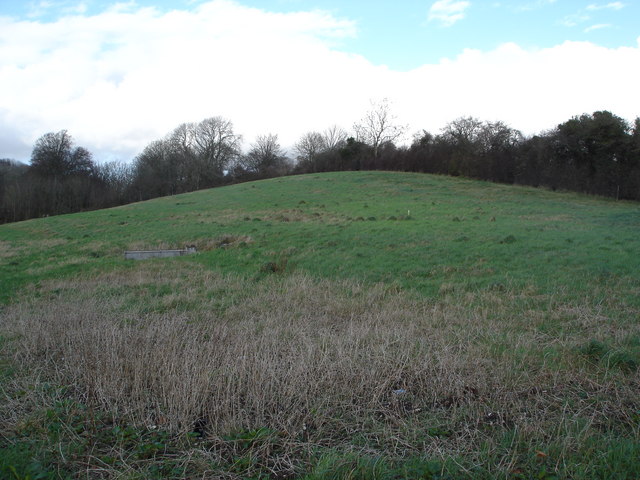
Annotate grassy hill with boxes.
[2,171,639,303]
[1,171,639,479]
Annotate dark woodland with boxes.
[1,110,639,223]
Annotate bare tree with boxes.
[134,116,242,195]
[193,116,242,179]
[322,125,348,151]
[132,139,178,198]
[477,121,522,156]
[95,160,135,205]
[164,117,241,189]
[294,131,325,172]
[353,99,405,159]
[441,117,484,146]
[30,130,94,179]
[165,123,197,189]
[240,134,289,177]
[168,122,197,156]
[27,130,98,216]
[0,159,28,223]
[439,117,484,176]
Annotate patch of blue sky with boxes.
[1,0,638,69]
[242,1,633,68]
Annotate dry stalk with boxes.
[1,265,638,468]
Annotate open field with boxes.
[1,171,639,479]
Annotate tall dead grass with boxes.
[2,265,639,472]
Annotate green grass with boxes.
[1,171,640,479]
[2,171,639,304]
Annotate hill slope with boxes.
[2,170,639,303]
[1,171,639,479]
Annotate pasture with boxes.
[1,171,639,479]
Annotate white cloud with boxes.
[65,2,88,15]
[26,0,89,18]
[517,0,557,11]
[562,2,624,29]
[0,1,639,162]
[428,0,471,27]
[584,23,612,32]
[395,40,640,141]
[561,13,590,27]
[27,1,56,18]
[0,0,361,160]
[586,2,625,11]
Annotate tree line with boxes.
[1,104,639,224]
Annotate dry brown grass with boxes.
[183,207,343,225]
[0,238,68,260]
[196,234,254,251]
[126,240,188,251]
[1,264,639,475]
[125,235,253,253]
[25,237,68,249]
[0,240,16,259]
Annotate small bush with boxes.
[607,350,638,373]
[199,235,253,250]
[396,457,448,479]
[578,340,639,372]
[304,452,388,480]
[578,339,609,363]
[260,257,288,274]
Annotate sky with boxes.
[1,0,639,163]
